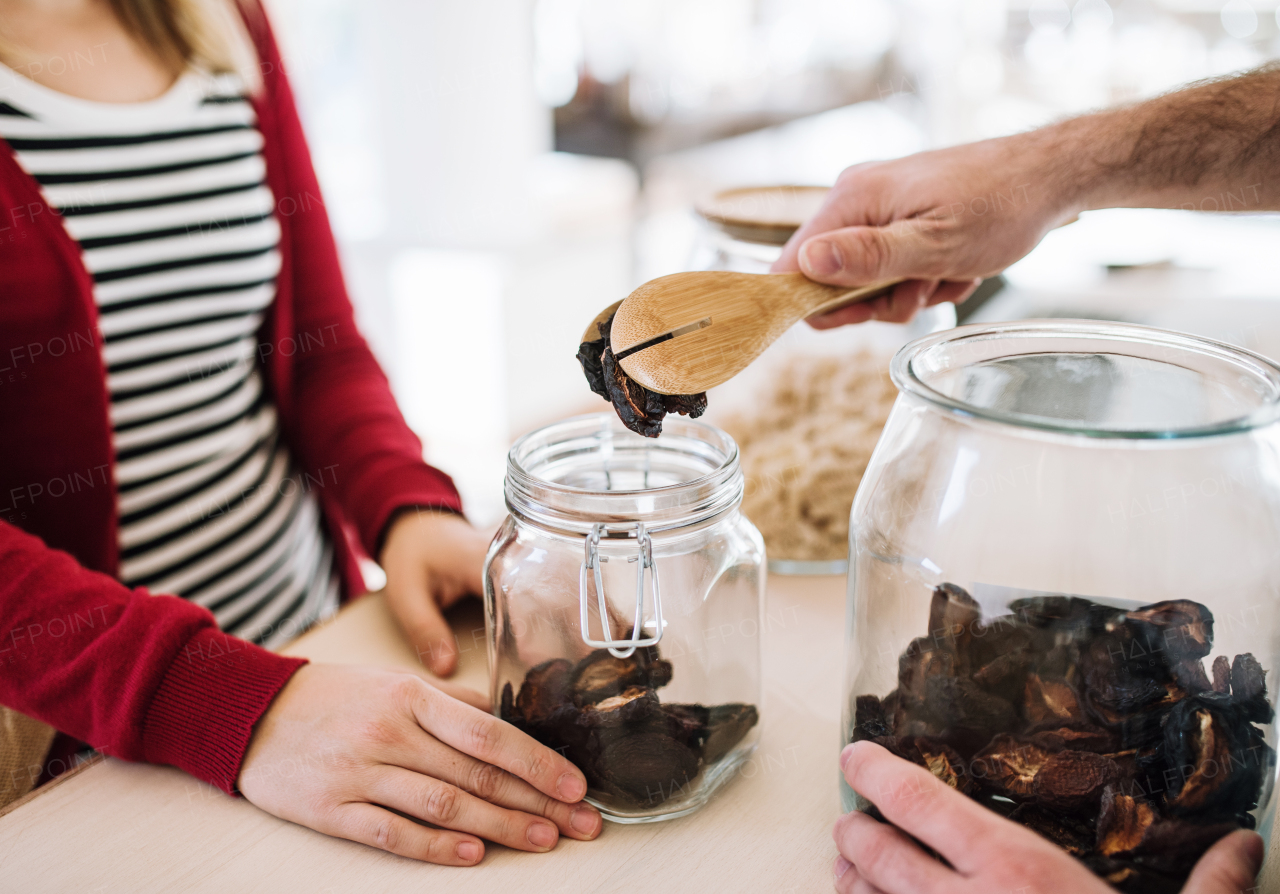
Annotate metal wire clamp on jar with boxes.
[485,413,765,822]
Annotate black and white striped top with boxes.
[0,66,338,648]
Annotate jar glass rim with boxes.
[891,320,1280,439]
[505,413,743,533]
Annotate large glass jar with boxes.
[842,321,1280,890]
[486,413,765,823]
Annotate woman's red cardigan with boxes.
[0,15,462,793]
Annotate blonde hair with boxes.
[2,0,262,92]
[111,0,261,86]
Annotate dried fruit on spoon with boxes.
[576,311,707,438]
[851,583,1275,894]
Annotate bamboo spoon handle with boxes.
[802,277,901,316]
[605,272,906,395]
[610,272,901,355]
[723,273,899,323]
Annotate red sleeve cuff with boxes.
[141,628,307,794]
[356,465,464,560]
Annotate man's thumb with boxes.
[1183,830,1263,894]
[799,220,945,287]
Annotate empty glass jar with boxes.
[486,413,765,822]
[843,321,1280,890]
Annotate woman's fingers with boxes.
[841,742,1014,874]
[368,766,563,854]
[325,801,486,865]
[409,682,588,803]
[834,856,856,894]
[385,571,459,677]
[398,735,603,841]
[832,809,955,894]
[238,665,590,866]
[422,676,490,712]
[834,858,890,894]
[1183,830,1264,894]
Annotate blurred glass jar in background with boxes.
[695,185,955,574]
[486,414,765,822]
[690,184,956,340]
[843,321,1280,890]
[691,185,827,274]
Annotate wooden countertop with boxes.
[0,575,846,893]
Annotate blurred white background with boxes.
[261,0,1280,524]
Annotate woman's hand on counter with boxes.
[771,133,1072,329]
[833,741,1263,894]
[379,509,492,677]
[238,664,603,865]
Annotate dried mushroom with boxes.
[570,647,673,706]
[1097,786,1158,856]
[515,658,573,723]
[853,694,893,741]
[1033,750,1121,812]
[972,650,1032,702]
[662,703,711,749]
[921,675,1017,750]
[581,686,662,727]
[975,735,1051,800]
[1028,721,1118,755]
[1124,819,1246,877]
[1163,698,1268,820]
[577,312,707,438]
[1171,658,1212,695]
[1011,595,1094,629]
[1096,785,1244,880]
[1211,656,1231,694]
[928,583,982,664]
[898,637,957,708]
[1007,804,1094,856]
[1023,675,1083,724]
[919,745,969,793]
[1230,653,1273,723]
[1125,601,1214,661]
[1080,855,1182,894]
[970,615,1035,668]
[853,583,1275,892]
[504,646,757,809]
[871,735,975,795]
[594,732,700,805]
[702,703,761,765]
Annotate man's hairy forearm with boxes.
[1034,66,1280,214]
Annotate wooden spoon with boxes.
[601,271,899,395]
[581,299,623,343]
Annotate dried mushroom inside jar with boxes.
[851,583,1277,892]
[974,735,1052,800]
[503,646,758,809]
[570,646,673,706]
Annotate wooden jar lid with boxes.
[694,185,830,246]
